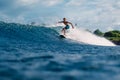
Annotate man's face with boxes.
[63,18,66,21]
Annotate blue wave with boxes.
[0,21,116,47]
[0,21,61,43]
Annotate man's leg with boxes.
[62,28,66,35]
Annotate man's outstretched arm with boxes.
[68,22,74,29]
[58,21,63,23]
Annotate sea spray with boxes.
[66,28,115,46]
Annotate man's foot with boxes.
[64,34,66,36]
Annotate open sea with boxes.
[0,22,120,80]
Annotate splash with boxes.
[66,28,115,46]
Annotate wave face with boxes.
[0,22,60,43]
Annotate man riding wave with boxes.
[58,18,74,35]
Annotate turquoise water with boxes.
[0,22,120,80]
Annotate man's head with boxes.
[63,18,66,21]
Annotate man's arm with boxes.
[68,22,74,29]
[58,21,63,23]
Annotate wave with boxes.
[0,22,60,43]
[0,21,115,46]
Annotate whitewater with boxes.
[0,22,120,80]
[61,27,115,46]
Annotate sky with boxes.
[0,0,120,31]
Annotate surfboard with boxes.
[59,35,66,38]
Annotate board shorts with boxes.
[65,25,70,29]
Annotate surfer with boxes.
[58,18,74,35]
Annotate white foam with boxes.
[66,28,115,46]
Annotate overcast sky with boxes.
[0,0,120,31]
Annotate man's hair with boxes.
[63,18,66,20]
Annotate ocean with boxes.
[0,22,120,80]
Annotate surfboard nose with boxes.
[59,35,66,38]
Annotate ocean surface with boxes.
[0,22,120,80]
